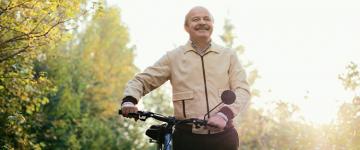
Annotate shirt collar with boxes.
[183,40,220,54]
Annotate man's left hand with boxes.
[206,114,227,130]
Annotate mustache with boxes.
[195,24,210,30]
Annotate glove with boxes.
[121,96,138,117]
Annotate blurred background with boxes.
[1,0,359,149]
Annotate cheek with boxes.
[185,25,194,33]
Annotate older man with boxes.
[121,6,250,150]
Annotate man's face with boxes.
[185,8,213,41]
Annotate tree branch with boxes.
[29,15,48,34]
[0,0,33,17]
[7,1,31,11]
[0,44,29,53]
[0,45,31,63]
[0,0,11,16]
[0,24,28,37]
[0,76,33,79]
[0,18,69,46]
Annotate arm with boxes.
[219,50,251,120]
[121,53,171,115]
[207,50,251,129]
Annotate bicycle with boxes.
[119,90,235,150]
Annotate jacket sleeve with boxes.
[123,53,171,102]
[219,50,251,120]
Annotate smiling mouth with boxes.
[195,28,209,31]
[195,25,210,31]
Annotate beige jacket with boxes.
[124,41,251,134]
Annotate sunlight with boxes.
[2,0,360,149]
[104,5,360,143]
[108,0,360,148]
[299,101,338,125]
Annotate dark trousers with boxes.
[173,127,239,150]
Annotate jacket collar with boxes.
[183,40,221,54]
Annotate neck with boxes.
[191,39,211,50]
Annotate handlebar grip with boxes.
[118,109,139,118]
[191,119,218,128]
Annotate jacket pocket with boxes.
[173,91,194,101]
[172,91,194,118]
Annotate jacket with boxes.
[123,41,251,134]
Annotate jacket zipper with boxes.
[193,49,211,134]
[200,56,210,118]
[181,54,210,121]
[200,55,211,134]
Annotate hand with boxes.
[121,102,138,118]
[206,114,227,130]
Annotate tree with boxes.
[34,5,140,149]
[238,100,317,149]
[219,18,321,149]
[327,62,360,149]
[69,6,136,117]
[74,6,138,149]
[339,62,360,93]
[0,0,87,149]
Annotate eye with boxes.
[192,17,200,22]
[204,17,211,21]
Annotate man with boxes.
[121,6,250,150]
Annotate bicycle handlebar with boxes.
[119,110,208,127]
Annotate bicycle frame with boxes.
[163,131,172,150]
[147,122,174,150]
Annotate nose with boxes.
[199,18,206,24]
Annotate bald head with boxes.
[184,6,214,26]
[183,6,214,43]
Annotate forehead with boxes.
[187,8,211,18]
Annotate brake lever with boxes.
[192,119,218,129]
[127,112,140,120]
[192,119,208,129]
[119,110,142,121]
[137,111,153,121]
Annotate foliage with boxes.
[37,6,139,150]
[1,1,359,149]
[238,101,317,149]
[324,62,360,150]
[0,0,86,149]
[339,62,360,92]
[218,18,360,150]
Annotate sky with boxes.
[107,0,360,124]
